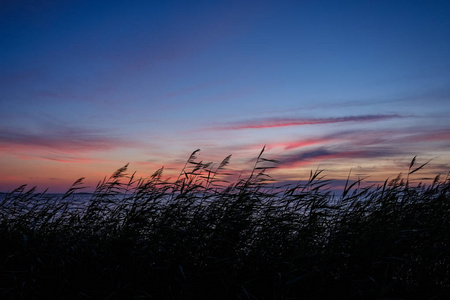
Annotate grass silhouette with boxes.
[1,148,449,299]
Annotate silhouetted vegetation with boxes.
[1,149,449,299]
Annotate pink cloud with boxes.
[0,126,139,155]
[268,138,334,151]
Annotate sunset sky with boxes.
[1,0,449,193]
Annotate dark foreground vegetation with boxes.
[1,149,449,299]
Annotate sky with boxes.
[1,0,450,193]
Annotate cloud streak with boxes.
[217,114,403,130]
[0,126,137,154]
[276,147,401,169]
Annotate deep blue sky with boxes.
[1,0,449,192]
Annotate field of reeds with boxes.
[1,148,449,299]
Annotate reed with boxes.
[1,149,449,299]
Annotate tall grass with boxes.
[1,149,449,299]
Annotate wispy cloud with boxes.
[217,114,403,130]
[276,147,400,169]
[0,126,137,154]
[267,138,335,151]
[37,154,101,164]
[277,148,360,166]
[401,128,450,143]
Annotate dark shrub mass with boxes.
[1,149,449,299]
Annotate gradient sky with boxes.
[1,0,450,193]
